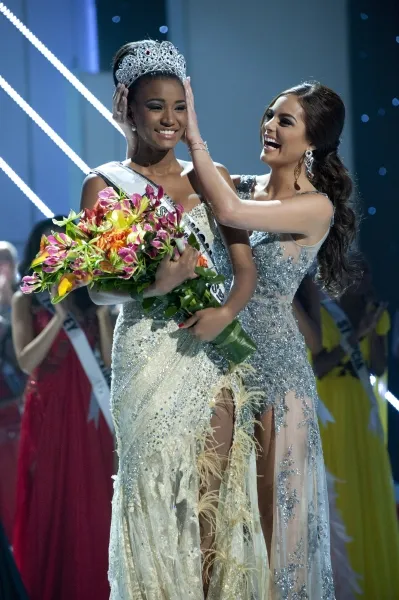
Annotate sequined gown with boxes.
[93,163,269,600]
[235,176,335,599]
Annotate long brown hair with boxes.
[261,82,359,296]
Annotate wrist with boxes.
[219,304,235,324]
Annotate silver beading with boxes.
[304,149,314,180]
[115,41,186,88]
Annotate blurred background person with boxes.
[294,264,399,599]
[0,242,25,542]
[11,218,115,600]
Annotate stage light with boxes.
[112,16,121,23]
[0,157,54,217]
[0,75,90,175]
[361,114,370,122]
[392,98,399,107]
[360,13,369,20]
[0,2,123,133]
[159,26,168,34]
[378,167,387,176]
[370,375,399,413]
[377,108,386,116]
[368,206,376,215]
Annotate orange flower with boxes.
[197,254,208,268]
[96,229,129,254]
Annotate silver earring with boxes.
[132,126,137,132]
[304,149,314,179]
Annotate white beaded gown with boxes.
[92,163,269,600]
[234,176,335,599]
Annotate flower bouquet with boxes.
[21,185,256,364]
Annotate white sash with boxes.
[321,294,383,439]
[93,162,226,304]
[36,293,114,433]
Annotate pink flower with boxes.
[20,273,42,294]
[145,184,155,199]
[157,186,164,200]
[98,187,118,200]
[118,247,137,265]
[151,239,163,250]
[156,229,169,241]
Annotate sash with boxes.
[321,294,383,439]
[93,162,226,305]
[36,293,114,433]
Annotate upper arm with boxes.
[221,191,333,238]
[11,292,34,359]
[80,173,109,211]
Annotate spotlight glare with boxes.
[0,75,90,175]
[360,13,368,20]
[361,114,370,123]
[0,157,54,217]
[112,16,120,23]
[159,25,168,34]
[368,206,376,215]
[378,167,387,176]
[0,3,123,133]
[370,375,399,413]
[392,98,399,107]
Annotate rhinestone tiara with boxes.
[115,41,186,88]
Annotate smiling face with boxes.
[260,94,313,168]
[129,76,187,151]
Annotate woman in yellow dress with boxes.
[295,270,399,599]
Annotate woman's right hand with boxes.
[154,246,199,295]
[113,84,138,157]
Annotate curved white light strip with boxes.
[0,75,90,175]
[0,157,54,218]
[0,2,122,133]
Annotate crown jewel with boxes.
[115,41,186,87]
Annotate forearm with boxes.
[312,344,348,379]
[190,146,241,224]
[222,265,257,320]
[369,332,387,377]
[88,282,165,306]
[17,314,64,374]
[97,312,115,368]
[292,298,322,355]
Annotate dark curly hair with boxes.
[112,41,183,109]
[261,82,359,296]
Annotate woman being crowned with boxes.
[81,40,268,599]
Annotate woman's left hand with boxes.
[179,306,233,342]
[183,77,202,145]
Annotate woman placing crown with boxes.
[81,41,269,599]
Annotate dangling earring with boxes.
[304,149,314,180]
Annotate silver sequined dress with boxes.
[235,176,335,599]
[93,163,269,600]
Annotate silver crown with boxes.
[115,41,186,87]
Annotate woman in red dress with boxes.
[11,218,115,600]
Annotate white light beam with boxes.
[0,157,54,218]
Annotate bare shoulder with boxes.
[80,173,109,210]
[301,192,334,220]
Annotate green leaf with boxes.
[164,305,179,318]
[142,297,157,311]
[187,232,200,251]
